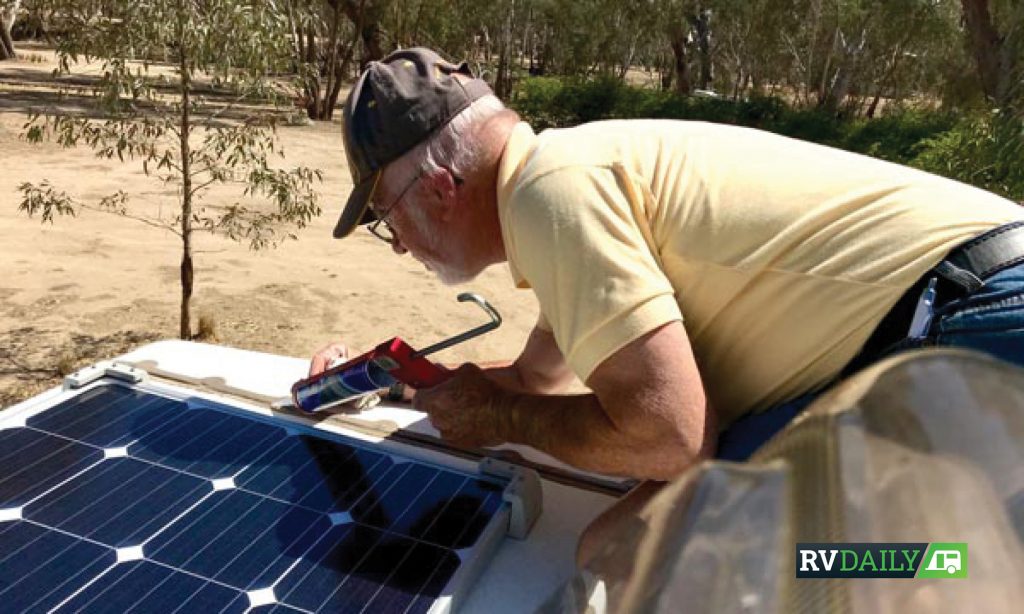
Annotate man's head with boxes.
[336,47,519,284]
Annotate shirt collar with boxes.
[496,122,538,288]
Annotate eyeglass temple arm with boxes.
[411,293,503,359]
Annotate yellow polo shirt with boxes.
[496,120,1024,426]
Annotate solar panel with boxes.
[0,383,514,613]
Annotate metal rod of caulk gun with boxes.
[411,293,503,359]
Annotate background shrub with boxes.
[510,76,1022,202]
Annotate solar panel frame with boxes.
[0,375,519,613]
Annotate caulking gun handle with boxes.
[421,365,453,387]
[398,358,452,389]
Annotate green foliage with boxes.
[913,112,1024,201]
[510,75,979,183]
[17,179,77,222]
[18,0,324,338]
[20,1,321,243]
[842,110,958,162]
[282,0,358,121]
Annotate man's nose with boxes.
[391,239,408,255]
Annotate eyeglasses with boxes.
[367,168,425,246]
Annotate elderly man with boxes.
[313,48,1024,533]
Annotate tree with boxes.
[667,18,693,94]
[0,0,20,60]
[961,0,1023,107]
[690,8,713,90]
[655,1,713,95]
[285,0,363,121]
[342,0,389,66]
[18,1,323,339]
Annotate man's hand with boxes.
[413,363,505,448]
[472,321,715,480]
[309,341,351,377]
[306,341,381,411]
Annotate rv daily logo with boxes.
[796,543,967,579]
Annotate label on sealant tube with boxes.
[294,359,397,413]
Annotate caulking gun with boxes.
[287,293,502,413]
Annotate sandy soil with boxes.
[0,47,539,408]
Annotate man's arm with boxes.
[415,321,717,480]
[479,324,576,394]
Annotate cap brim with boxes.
[333,174,379,239]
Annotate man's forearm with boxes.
[479,325,574,395]
[481,363,571,395]
[492,389,698,480]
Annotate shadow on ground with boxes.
[0,65,295,124]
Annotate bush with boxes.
[509,76,1012,197]
[841,110,958,162]
[509,76,571,131]
[913,111,1024,202]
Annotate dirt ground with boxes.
[0,46,539,408]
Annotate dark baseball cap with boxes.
[334,47,493,239]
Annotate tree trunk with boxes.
[495,0,514,98]
[690,9,713,90]
[820,27,867,113]
[669,35,692,96]
[343,0,383,67]
[0,0,19,61]
[0,23,14,61]
[318,2,342,120]
[303,27,321,120]
[618,32,639,81]
[866,93,881,118]
[961,0,1012,105]
[656,50,671,91]
[178,28,194,340]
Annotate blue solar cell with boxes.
[351,462,439,530]
[0,429,102,507]
[420,478,505,549]
[0,384,508,613]
[27,385,179,447]
[236,435,392,513]
[249,606,308,614]
[404,546,463,614]
[148,489,327,591]
[272,523,457,613]
[130,408,284,479]
[316,530,422,613]
[26,458,210,548]
[0,520,114,612]
[57,560,246,614]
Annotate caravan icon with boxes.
[925,549,963,574]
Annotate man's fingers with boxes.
[308,342,350,377]
[309,355,327,377]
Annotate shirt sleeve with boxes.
[505,165,682,383]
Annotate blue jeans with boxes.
[716,261,1024,461]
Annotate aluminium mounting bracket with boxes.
[479,457,543,540]
[63,361,148,390]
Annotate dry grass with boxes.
[195,313,219,342]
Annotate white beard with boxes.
[407,207,482,285]
[422,254,479,286]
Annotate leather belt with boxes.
[937,221,1024,292]
[843,221,1024,376]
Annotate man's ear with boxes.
[421,167,459,221]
